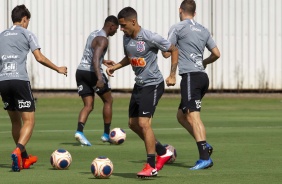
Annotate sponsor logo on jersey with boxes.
[3,31,18,36]
[3,62,17,71]
[0,72,19,77]
[190,53,204,69]
[129,42,136,46]
[195,100,201,109]
[135,76,144,84]
[190,25,201,32]
[18,100,31,109]
[129,57,146,67]
[1,55,19,60]
[136,41,145,52]
[137,35,143,41]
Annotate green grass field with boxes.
[0,93,282,184]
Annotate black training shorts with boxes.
[129,81,164,118]
[0,80,35,112]
[76,69,111,97]
[179,72,209,113]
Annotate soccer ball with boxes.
[164,144,177,163]
[50,149,72,169]
[91,156,114,178]
[109,128,126,145]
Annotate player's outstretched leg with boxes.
[137,163,158,178]
[75,131,92,146]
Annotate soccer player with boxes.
[74,16,119,146]
[0,5,67,172]
[106,7,178,177]
[163,0,221,170]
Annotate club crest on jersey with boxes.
[136,41,145,52]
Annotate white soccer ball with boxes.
[109,128,126,145]
[164,144,177,163]
[50,149,72,169]
[91,156,114,178]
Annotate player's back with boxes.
[0,25,39,81]
[77,29,107,72]
[168,19,216,74]
[176,20,211,54]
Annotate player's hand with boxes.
[103,60,116,68]
[57,66,68,76]
[96,79,104,90]
[202,60,207,69]
[106,67,115,77]
[165,76,176,86]
[162,51,171,58]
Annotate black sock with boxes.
[104,123,111,134]
[21,150,28,158]
[197,141,209,160]
[16,143,25,152]
[77,122,85,132]
[155,141,167,156]
[147,154,156,168]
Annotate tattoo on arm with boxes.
[171,63,177,76]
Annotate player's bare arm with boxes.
[202,46,221,68]
[32,49,67,76]
[165,44,178,86]
[103,60,116,68]
[106,56,130,77]
[92,36,109,89]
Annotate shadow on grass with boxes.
[129,160,193,169]
[112,172,136,178]
[79,171,115,180]
[163,162,193,169]
[129,160,145,164]
[48,168,71,170]
[113,172,161,180]
[79,171,140,179]
[0,164,11,169]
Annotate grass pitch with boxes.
[0,93,281,184]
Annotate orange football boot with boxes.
[11,147,22,172]
[22,155,38,169]
[137,163,158,178]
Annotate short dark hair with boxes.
[11,4,31,23]
[105,15,119,26]
[180,0,196,15]
[117,7,137,20]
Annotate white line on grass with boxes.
[0,126,281,134]
[0,128,183,134]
